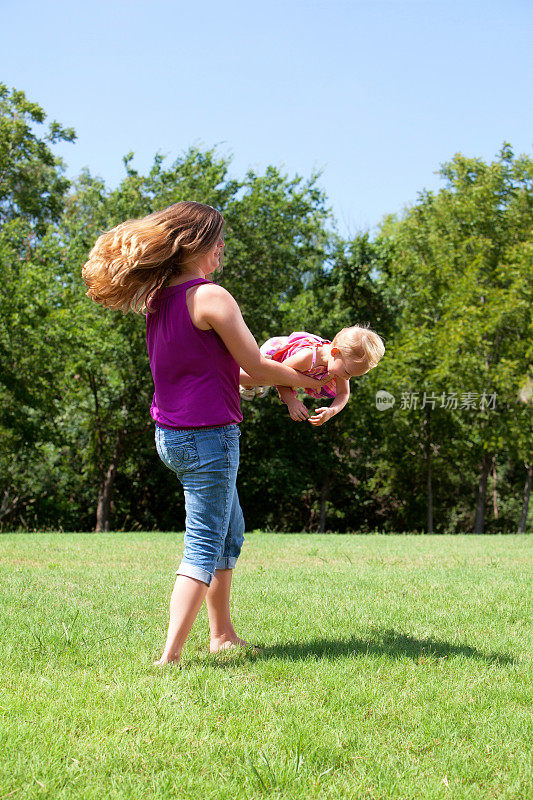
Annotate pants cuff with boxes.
[176,561,213,586]
[215,556,238,570]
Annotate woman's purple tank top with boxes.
[146,278,242,429]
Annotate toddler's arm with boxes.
[308,378,350,426]
[278,385,309,421]
[274,349,316,420]
[277,348,315,374]
[273,348,315,398]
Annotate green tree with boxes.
[378,146,532,532]
[222,166,330,337]
[0,85,75,528]
[0,84,75,234]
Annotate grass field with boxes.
[1,532,531,799]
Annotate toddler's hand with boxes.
[308,407,334,426]
[287,398,309,422]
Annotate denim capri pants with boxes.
[155,423,245,586]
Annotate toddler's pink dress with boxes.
[260,331,337,399]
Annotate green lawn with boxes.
[1,532,531,799]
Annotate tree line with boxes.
[0,84,531,534]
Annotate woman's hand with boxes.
[286,397,309,422]
[308,406,335,426]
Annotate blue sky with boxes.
[2,0,532,236]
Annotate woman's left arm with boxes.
[194,284,328,391]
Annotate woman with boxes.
[82,201,327,665]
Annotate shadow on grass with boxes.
[244,628,516,666]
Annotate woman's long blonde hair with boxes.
[82,201,224,312]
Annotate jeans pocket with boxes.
[156,429,200,474]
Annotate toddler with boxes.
[240,325,384,426]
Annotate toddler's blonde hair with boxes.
[333,325,385,370]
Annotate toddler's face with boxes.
[327,348,370,379]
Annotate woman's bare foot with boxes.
[209,636,261,653]
[153,656,181,667]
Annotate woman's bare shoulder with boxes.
[188,282,240,328]
[192,282,235,303]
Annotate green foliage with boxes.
[0,83,531,533]
[222,166,330,336]
[0,84,76,528]
[0,83,75,234]
[376,146,532,532]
